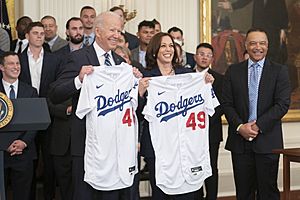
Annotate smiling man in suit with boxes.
[49,11,142,200]
[222,28,291,200]
[0,51,38,200]
[18,21,60,200]
[41,15,68,52]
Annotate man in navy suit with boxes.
[49,11,141,200]
[0,51,38,200]
[222,28,290,200]
[49,17,85,200]
[18,21,60,200]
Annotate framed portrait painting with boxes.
[200,0,300,121]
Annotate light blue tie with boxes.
[104,53,112,66]
[10,85,16,99]
[248,63,259,121]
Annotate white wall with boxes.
[22,0,199,53]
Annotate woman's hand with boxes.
[204,72,214,84]
[139,77,151,97]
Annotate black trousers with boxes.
[145,157,197,200]
[197,142,220,200]
[4,153,34,200]
[231,142,280,200]
[53,149,73,200]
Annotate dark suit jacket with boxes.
[49,45,125,156]
[51,36,68,52]
[18,47,60,97]
[186,51,196,68]
[0,81,38,159]
[125,31,139,50]
[207,68,224,144]
[222,59,290,154]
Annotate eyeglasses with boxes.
[196,52,213,58]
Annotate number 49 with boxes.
[186,112,205,130]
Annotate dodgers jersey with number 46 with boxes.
[143,71,219,195]
[76,63,139,190]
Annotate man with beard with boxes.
[49,17,85,200]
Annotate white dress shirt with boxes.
[27,48,44,93]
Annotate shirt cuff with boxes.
[74,76,82,90]
[236,124,243,134]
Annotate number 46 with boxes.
[186,112,205,130]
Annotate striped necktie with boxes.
[248,63,260,121]
[104,53,112,66]
[10,85,16,99]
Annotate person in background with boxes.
[0,27,10,51]
[152,19,162,34]
[194,43,224,200]
[80,6,96,46]
[41,15,68,52]
[110,6,140,50]
[10,16,32,53]
[168,26,196,68]
[131,20,155,68]
[222,28,290,200]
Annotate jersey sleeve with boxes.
[76,74,94,119]
[205,83,220,117]
[130,77,140,111]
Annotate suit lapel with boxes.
[86,46,100,66]
[112,51,124,65]
[19,50,32,86]
[0,82,5,95]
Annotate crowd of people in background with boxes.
[0,3,291,200]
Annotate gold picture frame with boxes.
[199,0,300,122]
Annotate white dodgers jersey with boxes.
[76,63,139,190]
[143,72,219,195]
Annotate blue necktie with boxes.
[104,53,112,66]
[248,63,259,121]
[10,85,16,99]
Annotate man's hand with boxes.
[204,72,215,84]
[79,65,94,82]
[7,140,27,156]
[238,121,259,141]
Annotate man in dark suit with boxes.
[48,17,85,200]
[18,21,60,200]
[10,16,32,54]
[168,26,196,68]
[49,11,141,200]
[194,43,224,200]
[0,51,38,200]
[222,28,290,200]
[218,0,289,64]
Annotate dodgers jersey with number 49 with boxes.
[76,63,139,190]
[143,72,219,195]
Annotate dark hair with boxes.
[25,22,44,33]
[167,26,183,36]
[80,6,96,16]
[109,6,124,14]
[0,51,18,65]
[146,32,179,70]
[66,17,82,29]
[196,43,214,53]
[138,20,155,31]
[16,16,32,26]
[246,27,268,39]
[41,15,56,23]
[152,19,160,25]
[120,32,128,43]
